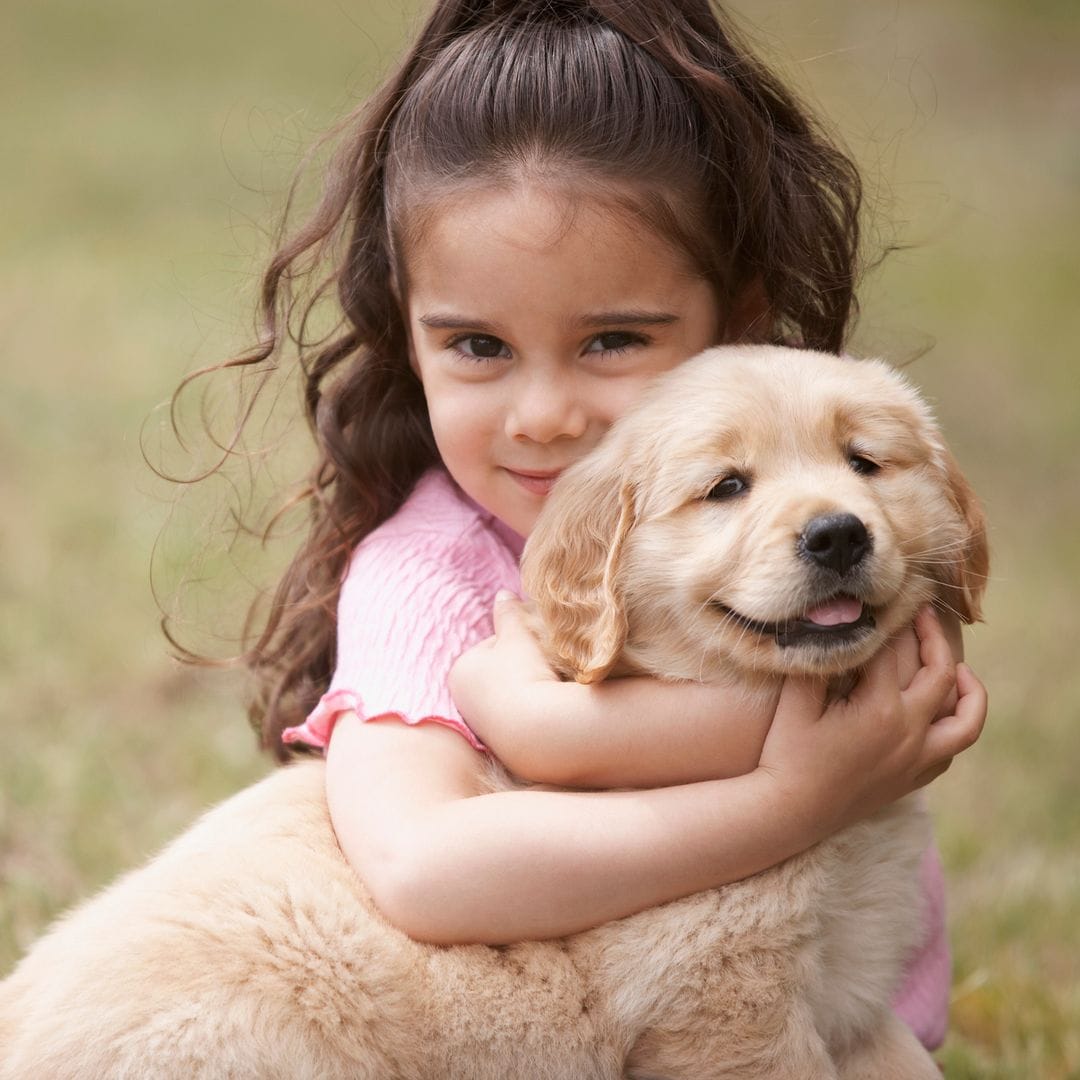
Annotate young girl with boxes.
[219,0,986,1053]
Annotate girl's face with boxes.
[404,184,721,537]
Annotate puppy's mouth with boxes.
[713,595,876,648]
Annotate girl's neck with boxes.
[441,465,527,559]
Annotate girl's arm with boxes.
[326,607,985,944]
[450,595,965,790]
[449,594,776,788]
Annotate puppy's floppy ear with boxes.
[521,451,636,684]
[938,447,990,623]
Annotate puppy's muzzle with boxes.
[798,513,872,577]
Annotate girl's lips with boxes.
[506,469,562,496]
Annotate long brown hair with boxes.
[175,0,866,759]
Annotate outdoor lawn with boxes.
[3,1,1078,1075]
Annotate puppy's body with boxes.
[0,766,926,1080]
[0,347,986,1080]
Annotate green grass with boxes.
[2,1,1078,1075]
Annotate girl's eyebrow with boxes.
[417,310,680,331]
[418,312,499,332]
[578,310,679,328]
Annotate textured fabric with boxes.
[282,465,949,1052]
[281,468,523,751]
[892,843,950,1051]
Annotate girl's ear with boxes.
[521,447,637,683]
[939,448,990,623]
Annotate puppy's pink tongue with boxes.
[805,598,863,626]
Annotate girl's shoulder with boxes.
[347,467,523,592]
[372,468,515,543]
[310,469,523,752]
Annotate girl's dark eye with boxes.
[588,332,643,354]
[456,334,508,359]
[848,454,881,476]
[707,475,749,500]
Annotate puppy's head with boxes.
[522,345,988,684]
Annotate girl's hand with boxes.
[449,591,559,749]
[758,606,987,837]
[890,605,965,716]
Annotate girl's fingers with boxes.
[487,592,555,676]
[491,590,524,634]
[919,662,988,766]
[900,607,956,716]
[848,632,900,700]
[774,675,829,725]
[855,607,948,704]
[914,605,951,667]
[891,624,921,691]
[955,659,986,704]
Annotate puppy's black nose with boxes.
[799,513,872,576]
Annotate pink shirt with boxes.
[282,467,949,1051]
[282,469,524,752]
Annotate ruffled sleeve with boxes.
[282,689,486,751]
[281,471,522,753]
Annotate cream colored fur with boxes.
[0,346,987,1079]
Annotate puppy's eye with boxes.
[707,475,749,500]
[848,454,881,476]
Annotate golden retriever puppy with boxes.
[0,346,986,1080]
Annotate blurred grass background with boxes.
[2,1,1077,1075]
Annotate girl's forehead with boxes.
[433,187,621,252]
[403,181,701,283]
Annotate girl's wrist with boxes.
[748,765,837,852]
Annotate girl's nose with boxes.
[505,374,589,444]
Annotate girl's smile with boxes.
[504,468,563,497]
[404,183,722,537]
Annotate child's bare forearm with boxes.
[386,774,818,943]
[450,599,778,788]
[327,715,818,944]
[485,676,778,789]
[456,604,969,789]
